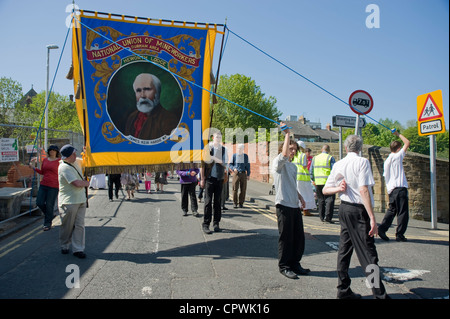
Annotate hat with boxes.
[60,144,76,159]
[47,144,59,153]
[297,141,306,149]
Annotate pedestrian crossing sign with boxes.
[417,90,446,136]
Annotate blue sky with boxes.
[0,0,448,129]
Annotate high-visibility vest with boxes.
[293,152,310,182]
[313,153,332,185]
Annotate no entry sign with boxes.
[349,90,373,115]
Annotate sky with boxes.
[0,0,448,130]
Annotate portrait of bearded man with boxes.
[124,73,180,140]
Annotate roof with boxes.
[19,87,38,105]
[284,120,339,141]
[284,121,318,137]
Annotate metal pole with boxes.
[430,134,437,229]
[45,47,50,152]
[45,44,58,152]
[339,126,343,160]
[355,114,362,156]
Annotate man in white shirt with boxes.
[271,122,309,280]
[323,135,389,299]
[378,131,410,242]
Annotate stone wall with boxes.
[240,141,449,223]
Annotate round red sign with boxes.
[348,90,373,115]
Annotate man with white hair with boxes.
[323,135,389,299]
[124,73,180,140]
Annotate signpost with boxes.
[349,90,373,137]
[417,90,446,229]
[333,115,367,159]
[333,115,366,128]
[348,90,373,157]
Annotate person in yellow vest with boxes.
[310,144,336,223]
[293,141,316,216]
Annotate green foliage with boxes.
[13,91,82,135]
[0,77,23,121]
[211,74,282,142]
[341,117,448,159]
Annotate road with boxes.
[0,177,448,304]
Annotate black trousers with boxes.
[181,182,198,213]
[315,184,335,221]
[379,187,409,237]
[276,204,305,271]
[108,174,121,200]
[337,201,388,299]
[203,178,223,226]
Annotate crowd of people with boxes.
[28,123,410,298]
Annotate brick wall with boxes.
[240,141,449,223]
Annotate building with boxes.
[284,115,339,143]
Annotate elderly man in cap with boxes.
[58,144,90,258]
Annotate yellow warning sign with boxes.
[417,90,446,136]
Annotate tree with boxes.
[0,77,23,123]
[13,91,82,136]
[211,74,282,142]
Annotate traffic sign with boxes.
[349,90,373,115]
[417,90,446,136]
[332,115,366,128]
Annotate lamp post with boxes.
[45,44,59,151]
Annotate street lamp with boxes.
[45,44,59,152]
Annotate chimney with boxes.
[298,115,306,124]
[326,123,331,131]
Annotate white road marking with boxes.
[382,267,430,282]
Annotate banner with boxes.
[71,11,221,174]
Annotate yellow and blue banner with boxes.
[71,11,221,174]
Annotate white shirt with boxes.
[325,152,374,206]
[271,153,299,208]
[58,159,86,206]
[383,149,408,194]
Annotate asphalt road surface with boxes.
[0,178,448,306]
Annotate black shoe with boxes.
[396,234,407,242]
[239,204,243,208]
[192,211,199,217]
[61,249,70,255]
[213,224,221,232]
[222,206,228,210]
[280,269,298,279]
[378,229,390,241]
[337,292,362,299]
[203,225,212,234]
[233,205,238,209]
[73,251,86,259]
[324,219,334,224]
[182,210,188,216]
[293,265,311,275]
